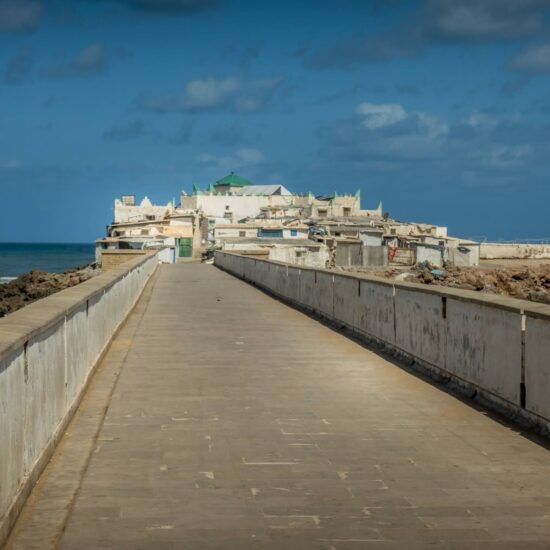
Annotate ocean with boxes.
[0,243,95,281]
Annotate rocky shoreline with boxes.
[0,264,99,318]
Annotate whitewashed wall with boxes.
[480,243,550,259]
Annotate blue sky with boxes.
[1,0,550,242]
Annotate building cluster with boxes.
[96,172,479,269]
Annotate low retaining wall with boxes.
[0,252,159,545]
[215,251,550,435]
[480,242,550,259]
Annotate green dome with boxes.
[215,172,251,187]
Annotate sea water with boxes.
[0,243,95,281]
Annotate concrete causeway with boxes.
[6,264,550,549]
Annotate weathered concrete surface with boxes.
[7,264,550,549]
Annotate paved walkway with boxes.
[6,264,550,549]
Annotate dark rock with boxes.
[528,290,550,304]
[0,264,99,318]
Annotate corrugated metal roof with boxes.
[236,185,292,196]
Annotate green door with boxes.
[178,238,193,258]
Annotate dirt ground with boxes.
[337,260,550,304]
[0,264,99,318]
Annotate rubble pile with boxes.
[341,262,550,304]
[0,264,99,318]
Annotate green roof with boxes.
[215,172,251,187]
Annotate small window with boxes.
[239,231,246,237]
[318,209,327,218]
[258,229,283,238]
[343,207,351,216]
[225,205,230,210]
[290,229,297,236]
[295,250,305,258]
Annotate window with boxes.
[290,229,297,236]
[318,209,327,218]
[258,229,283,238]
[295,250,305,258]
[343,207,351,216]
[239,231,246,237]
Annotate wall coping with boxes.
[216,251,535,315]
[100,249,148,255]
[523,302,550,321]
[0,252,157,363]
[480,242,550,247]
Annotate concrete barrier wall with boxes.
[524,308,550,421]
[358,279,396,344]
[444,296,522,405]
[333,274,359,328]
[394,286,445,368]
[215,251,550,434]
[0,252,158,544]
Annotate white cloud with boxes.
[483,144,533,169]
[510,44,550,73]
[184,76,240,109]
[463,112,498,130]
[354,102,448,146]
[356,102,407,129]
[140,76,283,113]
[416,112,449,140]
